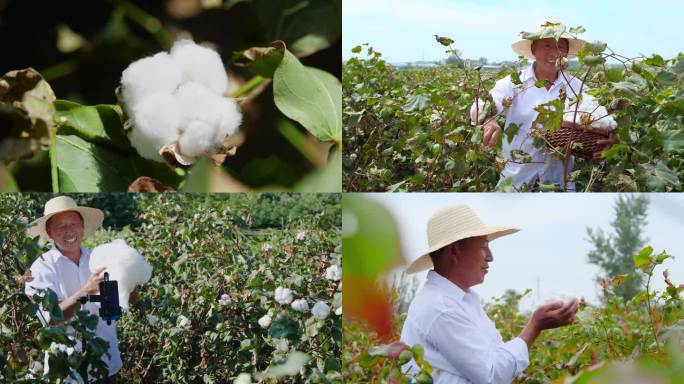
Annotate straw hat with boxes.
[406,205,519,274]
[27,196,103,240]
[511,20,587,60]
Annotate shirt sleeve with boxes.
[25,257,63,326]
[429,311,529,384]
[469,76,514,124]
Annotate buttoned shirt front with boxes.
[25,245,123,377]
[488,63,584,190]
[400,270,529,384]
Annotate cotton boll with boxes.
[120,52,183,112]
[258,314,272,328]
[170,39,229,95]
[89,239,153,311]
[129,93,182,162]
[311,301,330,320]
[325,265,342,281]
[274,287,293,305]
[175,82,241,158]
[291,298,309,312]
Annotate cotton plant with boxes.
[119,39,242,165]
[178,315,192,329]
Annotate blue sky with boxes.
[361,193,684,312]
[343,0,684,63]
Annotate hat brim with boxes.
[405,225,519,274]
[27,207,104,241]
[511,36,587,60]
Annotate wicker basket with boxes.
[545,122,610,159]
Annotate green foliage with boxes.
[586,195,649,302]
[0,193,341,383]
[343,38,684,192]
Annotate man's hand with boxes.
[481,120,501,150]
[592,128,619,160]
[79,267,106,296]
[519,298,579,348]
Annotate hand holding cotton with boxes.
[120,40,242,164]
[89,239,152,310]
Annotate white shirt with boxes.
[485,63,584,190]
[400,270,529,384]
[25,246,123,377]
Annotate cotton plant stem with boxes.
[230,75,266,98]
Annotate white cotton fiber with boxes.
[89,239,152,311]
[563,94,617,130]
[170,39,229,95]
[176,83,242,158]
[120,52,183,114]
[120,39,242,164]
[128,93,182,162]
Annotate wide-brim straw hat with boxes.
[406,205,519,274]
[512,20,587,60]
[27,196,103,241]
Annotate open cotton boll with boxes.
[170,39,229,95]
[175,82,242,158]
[120,52,183,113]
[564,94,617,130]
[129,93,182,162]
[89,239,152,311]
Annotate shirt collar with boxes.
[521,63,564,87]
[426,270,467,301]
[50,245,90,265]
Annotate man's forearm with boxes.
[55,289,85,324]
[519,322,540,350]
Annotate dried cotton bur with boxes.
[119,40,243,166]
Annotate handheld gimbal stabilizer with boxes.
[78,272,122,325]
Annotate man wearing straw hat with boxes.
[25,196,130,383]
[470,21,617,191]
[401,205,579,383]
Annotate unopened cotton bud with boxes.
[170,39,229,95]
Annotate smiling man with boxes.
[400,205,579,384]
[24,196,133,384]
[471,21,617,191]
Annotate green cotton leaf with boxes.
[633,246,654,270]
[655,251,672,265]
[342,194,402,279]
[294,147,341,192]
[662,130,684,152]
[510,71,522,85]
[53,135,181,192]
[262,351,310,378]
[505,123,520,144]
[402,94,430,113]
[41,289,64,322]
[243,44,285,78]
[655,70,677,87]
[273,50,342,145]
[602,143,629,160]
[569,26,586,34]
[252,0,341,58]
[54,100,130,151]
[351,45,362,54]
[470,125,483,145]
[534,79,548,88]
[583,41,607,54]
[643,161,681,191]
[532,99,564,134]
[268,316,300,341]
[583,55,606,67]
[643,54,666,67]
